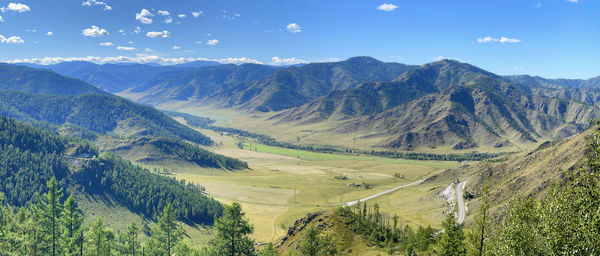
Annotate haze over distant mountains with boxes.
[6,56,600,151]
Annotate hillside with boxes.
[21,61,183,93]
[272,60,600,150]
[211,56,417,111]
[129,63,279,105]
[0,64,105,95]
[0,115,223,224]
[0,90,213,145]
[425,123,595,224]
[110,137,248,170]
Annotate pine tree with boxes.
[41,177,63,256]
[61,195,84,256]
[124,222,140,256]
[436,212,466,256]
[89,218,107,256]
[209,202,255,256]
[467,184,489,256]
[146,203,183,255]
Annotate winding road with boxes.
[456,181,466,224]
[203,178,427,207]
[343,179,426,207]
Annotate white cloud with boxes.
[133,26,141,34]
[144,48,153,52]
[46,31,53,36]
[0,35,25,44]
[117,46,136,51]
[432,56,445,61]
[1,3,30,13]
[477,36,521,44]
[206,39,219,45]
[194,41,202,45]
[177,14,186,18]
[82,25,109,37]
[536,2,542,8]
[82,0,111,11]
[146,30,170,38]
[172,45,181,50]
[192,10,203,17]
[99,42,113,46]
[271,57,308,66]
[566,0,578,2]
[164,17,173,24]
[377,3,399,11]
[513,67,524,71]
[26,29,37,32]
[0,16,3,22]
[136,9,153,24]
[286,23,302,33]
[157,10,170,16]
[2,56,263,65]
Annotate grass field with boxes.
[99,107,464,246]
[163,129,459,243]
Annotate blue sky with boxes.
[0,0,598,78]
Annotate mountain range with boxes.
[272,60,600,150]
[7,57,600,152]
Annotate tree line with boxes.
[148,137,247,170]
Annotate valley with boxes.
[125,127,459,242]
[1,55,599,255]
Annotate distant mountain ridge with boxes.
[128,63,280,105]
[0,64,105,95]
[272,60,600,150]
[209,56,418,111]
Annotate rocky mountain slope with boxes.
[272,60,600,150]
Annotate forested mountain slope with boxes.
[0,90,213,145]
[0,116,223,224]
[0,64,105,95]
[20,61,181,93]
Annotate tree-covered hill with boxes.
[20,61,182,93]
[0,63,105,96]
[0,115,223,224]
[0,90,213,145]
[112,137,248,170]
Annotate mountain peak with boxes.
[343,56,383,65]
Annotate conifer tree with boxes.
[436,212,466,256]
[124,222,141,256]
[61,195,84,256]
[41,177,63,256]
[209,202,255,256]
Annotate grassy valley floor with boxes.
[118,127,460,244]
